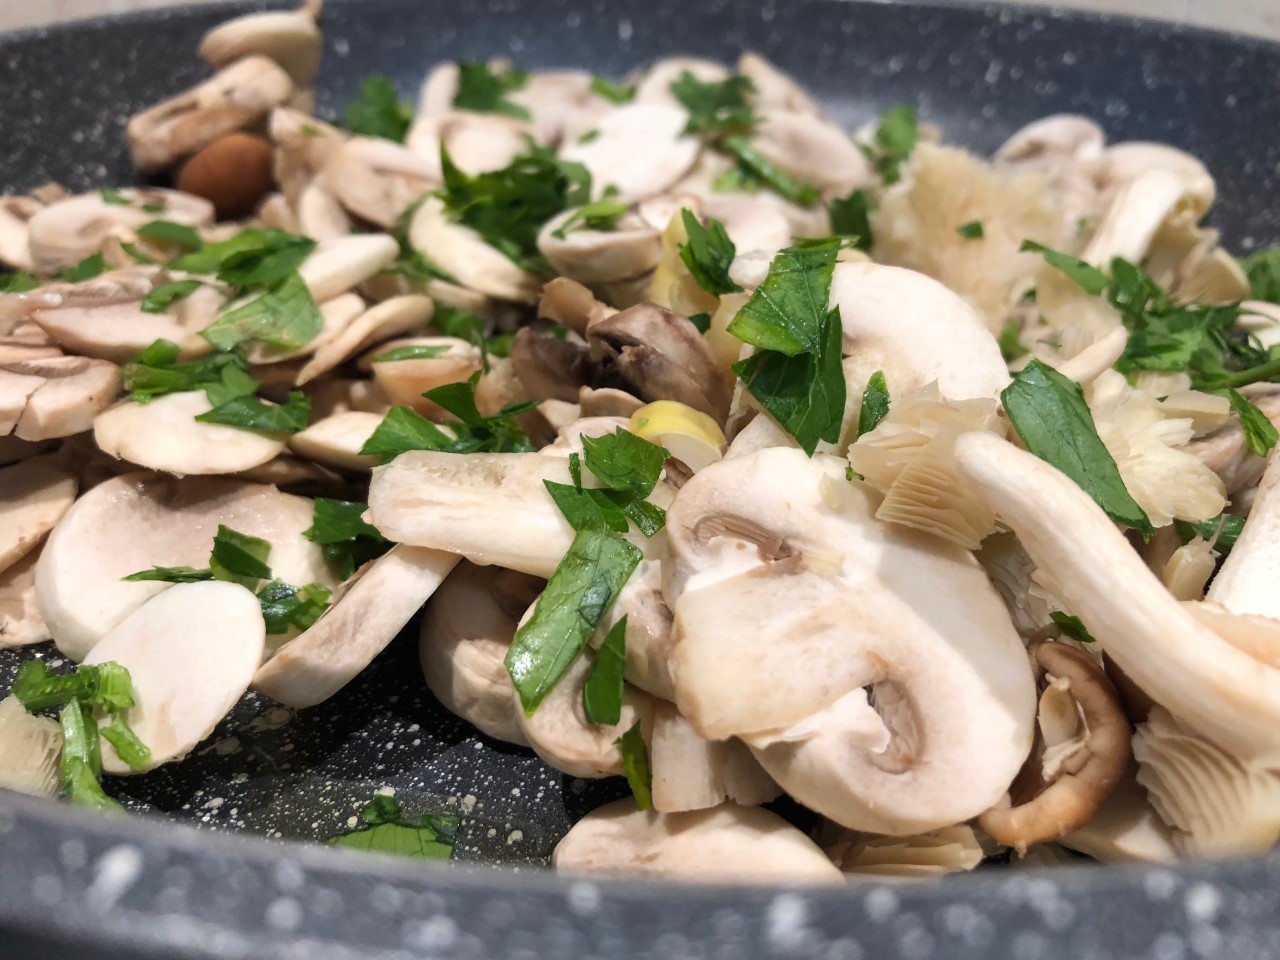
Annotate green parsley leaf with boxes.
[722,135,821,208]
[614,720,653,810]
[303,498,391,580]
[344,76,413,142]
[1020,240,1109,295]
[0,270,40,292]
[1228,389,1280,457]
[590,76,636,104]
[172,228,315,287]
[957,220,985,240]
[670,71,758,139]
[61,755,121,812]
[369,344,451,362]
[55,253,107,283]
[385,248,458,284]
[828,189,873,251]
[568,451,584,491]
[328,796,458,860]
[119,242,157,264]
[544,481,631,535]
[726,238,840,356]
[1050,611,1095,644]
[359,406,457,462]
[856,371,890,439]
[688,312,712,334]
[453,62,531,119]
[710,166,762,194]
[581,428,670,499]
[100,715,153,771]
[551,198,630,240]
[100,187,132,206]
[256,580,331,634]
[136,220,202,251]
[576,129,600,144]
[998,320,1028,363]
[1244,246,1280,303]
[200,273,324,352]
[141,279,202,314]
[433,304,487,344]
[863,105,919,185]
[1175,513,1245,556]
[678,209,742,296]
[505,528,642,714]
[121,566,215,583]
[583,617,627,725]
[210,524,274,587]
[1001,359,1153,536]
[196,390,311,434]
[122,340,259,404]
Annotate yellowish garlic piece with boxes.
[1086,369,1226,527]
[629,400,726,476]
[823,823,984,880]
[646,207,719,319]
[1135,706,1280,858]
[1163,538,1217,601]
[0,696,61,797]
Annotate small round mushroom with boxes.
[288,411,382,472]
[84,581,266,774]
[176,133,277,219]
[0,456,77,575]
[553,799,843,885]
[294,181,353,241]
[0,551,49,648]
[36,472,335,661]
[0,695,62,797]
[408,197,542,303]
[1,355,121,441]
[419,560,542,745]
[558,103,701,205]
[253,546,459,708]
[198,5,324,87]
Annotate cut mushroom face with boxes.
[558,103,701,205]
[288,411,382,472]
[199,6,324,87]
[0,456,77,575]
[297,233,400,304]
[36,472,334,662]
[0,696,62,797]
[537,211,663,285]
[419,560,543,746]
[650,700,779,813]
[821,823,985,879]
[84,580,266,774]
[2,355,121,441]
[296,295,433,386]
[320,137,439,229]
[664,447,1036,834]
[1060,764,1178,864]
[362,336,481,413]
[127,56,295,173]
[1205,450,1280,620]
[253,546,459,708]
[553,798,844,885]
[0,551,50,648]
[408,197,543,303]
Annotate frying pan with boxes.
[2,0,1280,957]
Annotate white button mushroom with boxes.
[0,696,62,797]
[559,103,701,206]
[295,295,433,386]
[0,456,77,575]
[288,411,382,472]
[198,5,324,88]
[408,197,543,303]
[320,137,440,229]
[296,233,400,304]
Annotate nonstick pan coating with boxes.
[2,1,1280,957]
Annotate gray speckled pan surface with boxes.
[2,0,1280,957]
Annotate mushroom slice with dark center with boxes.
[510,327,594,403]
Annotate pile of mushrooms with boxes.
[4,0,1280,886]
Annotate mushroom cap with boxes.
[93,390,288,476]
[558,103,701,205]
[35,472,334,662]
[537,211,663,285]
[0,695,62,797]
[633,58,730,105]
[288,410,382,472]
[553,799,843,885]
[0,455,77,575]
[408,197,542,303]
[84,580,266,774]
[1,355,121,441]
[199,9,324,87]
[363,336,481,412]
[418,560,541,746]
[750,108,872,196]
[253,546,459,708]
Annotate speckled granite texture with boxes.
[2,1,1280,958]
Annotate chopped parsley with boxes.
[55,253,107,283]
[100,187,132,206]
[1244,246,1280,303]
[1175,513,1244,556]
[688,312,712,334]
[828,189,873,251]
[615,721,653,810]
[856,371,890,439]
[136,219,202,251]
[1050,611,1096,644]
[998,320,1028,363]
[551,197,629,240]
[453,62,531,119]
[678,209,742,296]
[1228,389,1279,457]
[582,617,627,725]
[303,498,392,580]
[328,795,459,860]
[957,220,985,240]
[344,76,413,142]
[141,279,202,314]
[200,273,324,352]
[861,105,919,185]
[195,389,310,434]
[590,76,636,104]
[369,344,452,362]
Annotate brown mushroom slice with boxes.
[253,546,458,708]
[288,411,381,472]
[368,451,578,578]
[321,137,439,229]
[305,376,389,420]
[559,103,701,205]
[553,799,843,885]
[0,696,62,797]
[510,327,593,403]
[419,561,541,746]
[36,472,335,662]
[294,294,433,385]
[94,390,288,475]
[537,211,663,285]
[127,56,295,173]
[85,581,266,774]
[362,336,482,413]
[666,448,1036,834]
[25,190,215,275]
[822,824,985,880]
[33,283,226,364]
[978,643,1131,852]
[0,550,49,648]
[650,701,780,813]
[0,456,77,575]
[297,234,399,304]
[2,356,121,441]
[408,197,542,303]
[199,5,324,87]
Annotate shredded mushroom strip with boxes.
[3,0,1280,880]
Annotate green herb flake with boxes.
[12,660,135,714]
[1020,240,1109,295]
[688,312,712,334]
[1050,611,1096,644]
[59,699,122,811]
[122,340,259,405]
[209,524,274,588]
[590,76,636,104]
[453,62,531,119]
[828,189,873,251]
[1229,389,1280,457]
[303,498,391,580]
[957,220,985,240]
[328,795,459,860]
[722,135,821,208]
[200,273,324,352]
[136,220,202,251]
[196,390,310,435]
[141,279,202,314]
[172,228,315,287]
[0,270,41,292]
[582,617,627,725]
[856,371,890,439]
[100,715,153,771]
[121,565,214,583]
[552,198,630,240]
[998,320,1028,363]
[581,428,669,499]
[726,238,840,356]
[670,71,758,140]
[1244,246,1280,303]
[55,253,107,283]
[615,720,653,811]
[256,580,331,634]
[1175,513,1245,556]
[863,105,919,185]
[678,209,742,296]
[344,76,414,142]
[100,187,132,206]
[369,344,451,362]
[1001,359,1153,536]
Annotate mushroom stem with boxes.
[951,430,1280,762]
[1205,450,1280,620]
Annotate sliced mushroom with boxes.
[320,137,439,229]
[244,291,366,367]
[419,560,541,745]
[1,356,121,441]
[0,696,62,797]
[295,295,432,386]
[84,581,266,774]
[633,58,729,104]
[297,233,399,304]
[94,390,288,475]
[25,190,214,275]
[1060,764,1178,864]
[304,376,390,420]
[537,211,663,285]
[738,52,824,117]
[0,195,43,273]
[1205,451,1280,620]
[36,473,334,661]
[288,411,381,471]
[553,799,843,885]
[507,69,598,144]
[510,327,593,402]
[0,551,50,648]
[0,456,77,575]
[199,5,324,87]
[295,180,353,241]
[408,197,542,303]
[665,447,1035,834]
[650,701,779,813]
[558,103,701,205]
[822,823,985,879]
[253,546,458,708]
[750,108,872,196]
[127,56,295,173]
[1081,168,1214,269]
[362,336,481,413]
[269,107,346,206]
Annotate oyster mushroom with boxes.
[36,473,334,661]
[0,456,77,575]
[558,103,701,205]
[1060,765,1178,864]
[295,295,432,386]
[553,799,843,884]
[1081,168,1214,269]
[665,447,1036,834]
[0,551,49,648]
[1,356,121,441]
[510,327,592,403]
[288,411,382,472]
[25,190,214,275]
[821,823,985,880]
[268,107,345,206]
[127,56,295,173]
[537,211,663,285]
[199,4,324,88]
[84,581,266,774]
[0,696,62,797]
[408,197,542,303]
[1205,452,1280,620]
[978,642,1131,852]
[253,546,459,708]
[93,390,289,475]
[320,137,439,229]
[419,560,542,745]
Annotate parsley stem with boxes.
[1198,356,1280,391]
